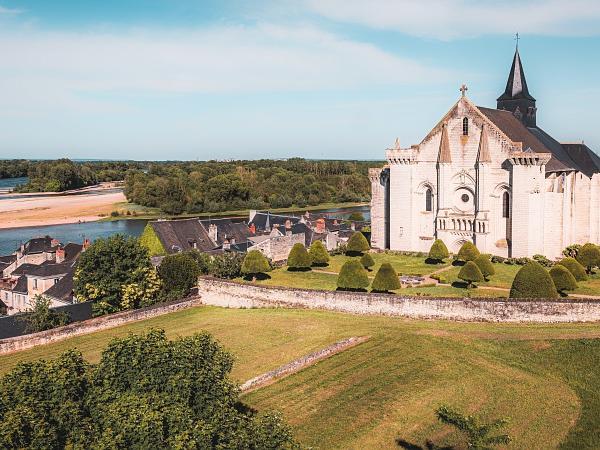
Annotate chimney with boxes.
[56,248,65,263]
[230,237,236,245]
[248,223,256,234]
[51,238,60,248]
[208,224,218,243]
[350,222,356,231]
[83,239,91,250]
[315,218,326,234]
[223,239,231,251]
[285,219,292,230]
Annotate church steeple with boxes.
[497,46,537,127]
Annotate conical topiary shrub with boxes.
[287,243,311,271]
[458,261,484,288]
[241,250,271,280]
[371,262,401,293]
[360,253,375,271]
[308,240,330,266]
[577,243,600,274]
[557,257,588,281]
[428,239,449,264]
[473,254,495,281]
[346,232,370,256]
[457,242,480,262]
[549,264,578,295]
[337,259,369,291]
[509,261,558,299]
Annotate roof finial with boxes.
[515,32,520,50]
[460,84,468,97]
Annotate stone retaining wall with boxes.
[198,278,600,323]
[0,297,201,355]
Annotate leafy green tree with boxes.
[19,295,71,333]
[436,405,511,449]
[360,253,375,271]
[0,330,300,449]
[158,252,201,298]
[427,239,449,263]
[337,259,370,291]
[557,257,588,281]
[458,261,484,288]
[577,243,600,274]
[208,252,244,279]
[457,242,480,262]
[74,235,160,316]
[287,243,312,271]
[348,212,365,222]
[241,250,271,280]
[509,261,558,299]
[473,255,495,281]
[346,232,370,256]
[549,265,578,295]
[562,244,582,259]
[186,249,212,274]
[308,240,330,266]
[371,263,401,293]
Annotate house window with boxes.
[33,279,38,289]
[462,117,469,136]
[425,188,433,212]
[502,191,510,218]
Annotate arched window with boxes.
[425,188,433,212]
[502,191,510,218]
[462,117,469,136]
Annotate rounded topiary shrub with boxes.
[458,261,484,288]
[457,242,480,262]
[473,254,495,281]
[557,257,588,282]
[287,243,311,271]
[509,261,558,299]
[241,250,271,279]
[371,262,401,293]
[428,239,449,263]
[577,243,600,273]
[549,264,578,295]
[337,259,369,291]
[308,240,330,266]
[346,232,370,256]
[360,253,375,270]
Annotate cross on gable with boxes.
[460,84,468,97]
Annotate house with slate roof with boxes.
[371,47,600,259]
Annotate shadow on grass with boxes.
[425,258,444,265]
[311,263,330,268]
[451,260,465,267]
[336,287,368,293]
[243,273,272,281]
[451,281,477,289]
[396,438,454,450]
[287,267,312,272]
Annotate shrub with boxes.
[458,261,484,288]
[577,243,600,273]
[563,244,582,259]
[457,242,480,262]
[473,254,495,281]
[491,255,506,264]
[241,250,271,279]
[346,232,370,256]
[509,261,558,299]
[158,252,201,297]
[549,265,578,294]
[533,254,553,268]
[428,239,449,263]
[436,405,511,449]
[360,253,375,270]
[371,263,401,292]
[329,243,347,256]
[19,296,71,333]
[557,257,588,281]
[337,259,369,291]
[308,240,330,266]
[186,249,212,274]
[110,210,119,217]
[209,252,244,279]
[348,211,365,222]
[287,243,311,271]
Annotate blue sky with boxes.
[0,0,599,161]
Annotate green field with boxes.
[3,306,600,449]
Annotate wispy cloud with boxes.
[0,4,23,15]
[305,0,600,39]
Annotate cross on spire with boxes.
[515,32,520,49]
[460,84,468,97]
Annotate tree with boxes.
[308,240,330,266]
[458,261,484,288]
[436,405,511,450]
[457,242,480,262]
[209,252,244,279]
[557,257,588,282]
[287,243,312,271]
[74,235,161,316]
[348,211,365,222]
[19,295,71,333]
[549,265,578,295]
[577,243,600,274]
[158,252,201,298]
[337,259,370,291]
[509,261,558,299]
[371,263,401,293]
[346,232,370,256]
[473,255,495,281]
[0,330,300,449]
[241,250,271,280]
[428,239,449,263]
[360,253,375,271]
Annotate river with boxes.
[0,177,28,192]
[0,205,370,255]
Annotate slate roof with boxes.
[198,218,253,245]
[13,276,27,294]
[44,270,75,303]
[63,243,83,261]
[12,261,73,278]
[561,143,600,178]
[0,255,16,273]
[23,236,58,255]
[150,219,216,254]
[497,49,535,102]
[249,212,300,232]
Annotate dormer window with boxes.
[462,117,469,136]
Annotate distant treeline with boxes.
[124,158,380,214]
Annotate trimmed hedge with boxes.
[241,250,271,277]
[287,243,311,270]
[557,257,588,282]
[458,261,484,288]
[428,239,449,263]
[577,243,600,273]
[509,261,558,299]
[457,242,480,262]
[346,232,370,255]
[371,262,401,292]
[360,253,375,270]
[473,255,495,281]
[308,240,330,266]
[337,259,370,291]
[549,264,578,294]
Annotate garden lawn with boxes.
[3,307,600,448]
[319,253,450,276]
[441,261,520,289]
[573,272,600,297]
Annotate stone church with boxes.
[370,48,600,259]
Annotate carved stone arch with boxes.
[491,182,511,198]
[451,170,476,187]
[416,180,436,195]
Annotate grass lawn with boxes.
[442,262,521,289]
[573,272,600,297]
[3,306,600,448]
[321,253,450,276]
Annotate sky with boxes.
[0,0,599,161]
